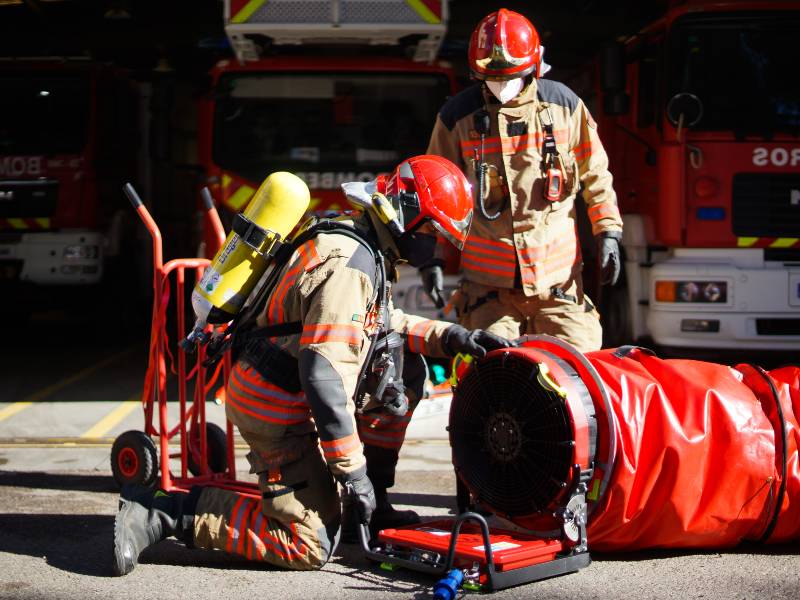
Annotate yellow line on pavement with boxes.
[80,401,139,438]
[19,347,136,403]
[0,437,250,449]
[402,439,450,446]
[0,402,33,423]
[0,440,112,448]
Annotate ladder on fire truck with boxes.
[224,0,448,63]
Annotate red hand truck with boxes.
[109,183,258,498]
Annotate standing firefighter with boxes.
[112,155,512,574]
[422,8,623,353]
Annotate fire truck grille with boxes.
[250,1,329,23]
[731,173,800,238]
[248,0,429,24]
[450,352,574,517]
[340,1,424,24]
[0,180,58,220]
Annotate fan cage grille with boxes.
[451,351,579,517]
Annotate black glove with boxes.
[596,232,622,286]
[419,261,445,309]
[443,324,515,358]
[339,467,376,525]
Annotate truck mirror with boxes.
[600,43,626,92]
[603,92,630,116]
[666,93,703,128]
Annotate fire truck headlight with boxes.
[655,280,727,303]
[63,244,99,260]
[702,282,725,303]
[677,282,700,302]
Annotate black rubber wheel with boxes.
[111,430,158,488]
[188,423,229,476]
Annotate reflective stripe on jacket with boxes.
[226,216,452,479]
[427,80,623,296]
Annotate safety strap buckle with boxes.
[542,124,557,165]
[539,104,559,166]
[232,212,285,257]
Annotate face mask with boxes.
[486,77,524,104]
[395,231,437,268]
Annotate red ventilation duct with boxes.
[449,336,800,550]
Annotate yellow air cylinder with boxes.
[191,171,310,327]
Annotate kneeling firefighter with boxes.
[113,154,514,574]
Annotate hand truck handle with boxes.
[123,182,144,208]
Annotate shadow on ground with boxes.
[388,491,456,511]
[593,540,800,562]
[0,471,119,493]
[0,513,117,577]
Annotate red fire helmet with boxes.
[468,8,543,81]
[383,155,473,250]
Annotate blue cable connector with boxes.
[433,569,464,600]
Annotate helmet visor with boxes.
[431,210,473,251]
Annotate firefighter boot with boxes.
[341,444,420,543]
[112,484,198,576]
[369,486,421,535]
[365,444,420,538]
[340,485,420,544]
[340,490,360,544]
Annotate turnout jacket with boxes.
[427,79,623,296]
[224,215,452,481]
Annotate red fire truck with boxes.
[0,58,140,312]
[579,0,800,351]
[197,0,458,274]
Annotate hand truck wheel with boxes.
[188,422,229,476]
[111,430,158,488]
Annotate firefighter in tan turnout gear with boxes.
[421,8,623,353]
[112,155,513,574]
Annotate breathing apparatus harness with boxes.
[203,215,407,416]
[473,88,564,214]
[539,105,564,202]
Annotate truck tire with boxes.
[188,423,229,476]
[111,430,158,488]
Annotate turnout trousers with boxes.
[187,401,420,570]
[192,433,340,570]
[458,279,602,353]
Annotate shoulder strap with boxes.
[224,220,383,354]
[537,103,559,163]
[299,220,391,410]
[294,219,379,263]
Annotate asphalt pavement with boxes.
[1,464,799,600]
[0,309,798,599]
